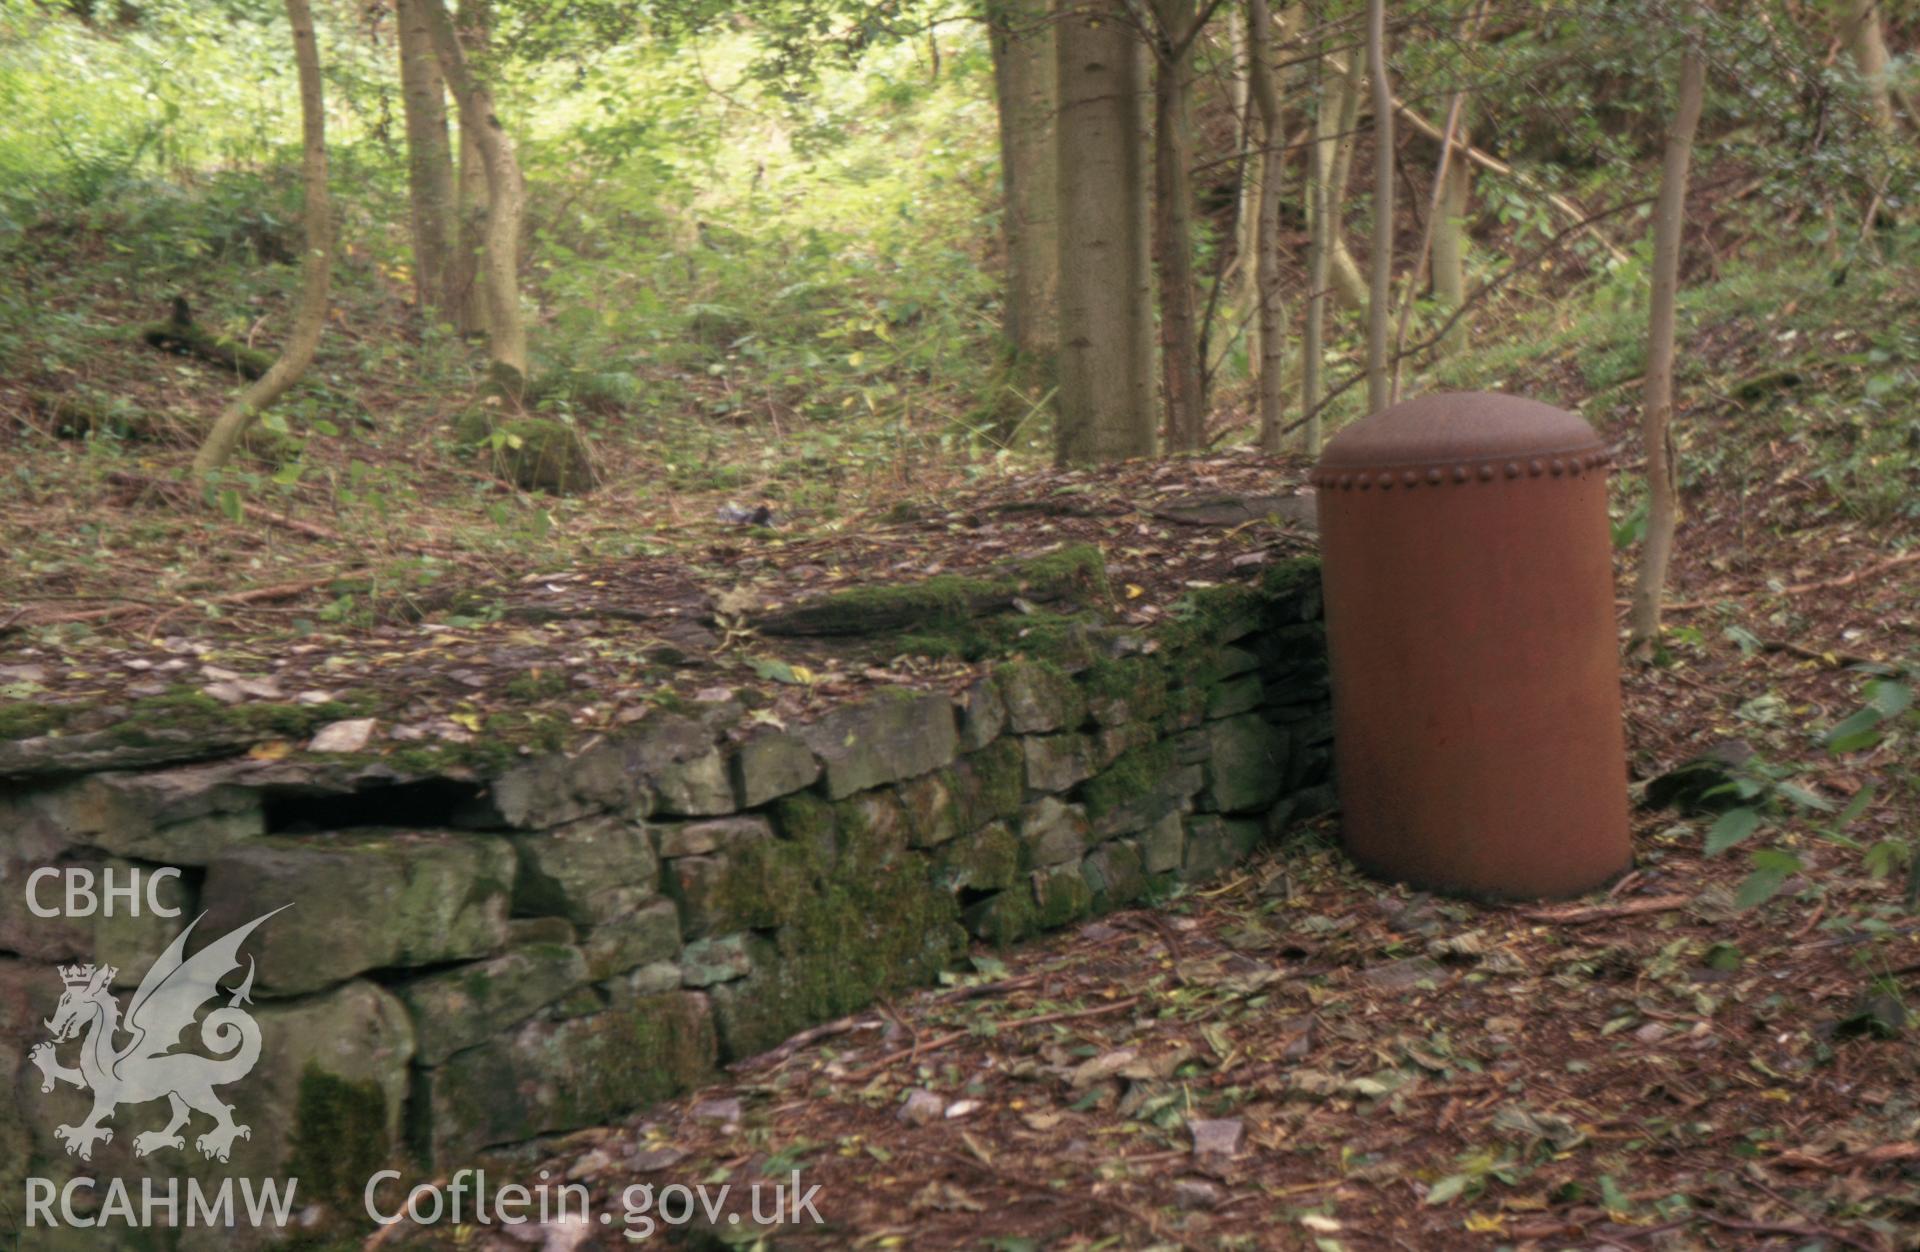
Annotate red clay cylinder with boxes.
[1312,391,1631,900]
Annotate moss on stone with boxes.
[930,821,1020,893]
[1083,840,1147,909]
[549,992,715,1124]
[710,834,824,932]
[897,771,959,848]
[451,406,494,446]
[994,659,1087,731]
[962,883,1040,947]
[493,418,598,495]
[979,611,1103,669]
[504,669,571,701]
[891,631,979,661]
[1079,741,1175,821]
[831,789,908,874]
[771,791,838,852]
[98,686,376,749]
[139,318,275,379]
[1258,555,1322,596]
[1079,655,1171,724]
[712,855,963,1058]
[757,545,1109,639]
[0,702,68,741]
[289,1066,391,1210]
[1033,863,1093,928]
[952,737,1026,829]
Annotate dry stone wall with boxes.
[0,559,1330,1231]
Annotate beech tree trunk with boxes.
[1246,0,1285,452]
[448,0,492,338]
[192,0,330,477]
[1055,0,1155,465]
[988,0,1060,421]
[1315,53,1369,310]
[1227,6,1257,328]
[1152,0,1205,452]
[1431,117,1472,356]
[1841,0,1896,133]
[1364,0,1392,414]
[424,0,526,387]
[1301,39,1336,454]
[1628,44,1706,659]
[397,0,456,318]
[1389,85,1469,402]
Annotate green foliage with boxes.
[1698,670,1917,911]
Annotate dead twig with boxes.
[1640,550,1920,614]
[931,1150,1207,1252]
[1761,638,1887,669]
[844,996,1142,1083]
[1515,895,1691,926]
[727,1015,886,1074]
[7,572,359,633]
[1128,914,1190,987]
[1692,1211,1882,1252]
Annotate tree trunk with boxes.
[448,0,492,338]
[1246,0,1285,452]
[1301,39,1336,454]
[1628,45,1706,660]
[1431,117,1471,356]
[1389,83,1469,402]
[424,0,526,387]
[1364,0,1392,415]
[988,0,1060,430]
[1227,6,1257,329]
[192,0,330,477]
[1152,0,1205,453]
[454,128,490,335]
[1315,53,1369,310]
[397,0,456,319]
[1841,0,1896,133]
[1055,0,1155,466]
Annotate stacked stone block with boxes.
[0,561,1332,1225]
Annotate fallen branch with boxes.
[1772,1142,1920,1172]
[1760,638,1885,669]
[106,471,343,543]
[729,1016,884,1073]
[1630,549,1920,614]
[5,572,362,633]
[932,1149,1206,1252]
[1779,549,1920,595]
[1515,894,1691,926]
[1692,1211,1881,1252]
[734,974,1048,1075]
[844,996,1141,1082]
[140,317,274,380]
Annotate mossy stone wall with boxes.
[0,560,1331,1237]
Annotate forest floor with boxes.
[2,223,1918,1249]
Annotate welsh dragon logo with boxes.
[28,907,287,1164]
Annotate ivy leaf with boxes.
[1735,849,1802,909]
[1775,781,1835,813]
[1834,782,1876,828]
[750,656,799,684]
[1703,808,1761,856]
[1425,1173,1475,1206]
[1824,721,1883,753]
[1867,680,1913,719]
